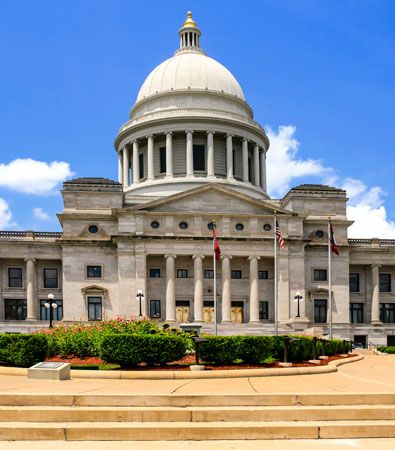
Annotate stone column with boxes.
[207,131,215,177]
[221,255,232,323]
[186,130,194,177]
[260,149,266,191]
[226,134,234,180]
[249,256,260,323]
[147,135,154,181]
[122,146,129,187]
[25,258,37,320]
[371,264,382,324]
[165,132,173,178]
[0,260,3,321]
[253,144,260,187]
[242,138,249,182]
[193,255,204,322]
[165,254,177,322]
[118,150,123,184]
[132,140,140,184]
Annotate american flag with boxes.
[276,220,286,249]
[330,224,340,256]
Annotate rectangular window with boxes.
[349,273,360,293]
[4,299,27,320]
[258,270,268,280]
[350,303,363,324]
[87,265,102,278]
[139,153,144,179]
[44,268,58,289]
[232,149,236,177]
[149,300,161,318]
[248,157,252,182]
[380,274,391,293]
[177,269,188,278]
[193,144,205,171]
[149,268,161,278]
[88,296,102,321]
[314,299,327,323]
[40,299,63,321]
[231,270,242,279]
[204,269,214,279]
[159,147,166,174]
[259,301,269,320]
[313,269,327,282]
[380,303,395,323]
[8,268,22,288]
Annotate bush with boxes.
[0,334,47,367]
[100,333,188,367]
[198,336,244,364]
[377,346,395,354]
[241,336,274,364]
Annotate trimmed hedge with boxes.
[377,346,395,354]
[199,335,346,365]
[100,333,188,367]
[0,334,47,368]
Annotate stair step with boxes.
[0,405,395,422]
[1,393,395,407]
[1,420,395,440]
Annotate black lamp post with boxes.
[294,291,303,318]
[136,290,144,317]
[44,293,58,328]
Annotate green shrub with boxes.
[198,336,244,364]
[100,333,188,367]
[377,346,395,354]
[241,336,274,364]
[0,334,47,367]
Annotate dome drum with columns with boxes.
[115,12,269,199]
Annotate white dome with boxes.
[136,51,245,102]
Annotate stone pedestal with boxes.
[28,362,70,380]
[286,317,310,333]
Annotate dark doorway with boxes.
[353,335,367,348]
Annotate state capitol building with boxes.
[1,12,395,346]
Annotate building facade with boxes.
[1,12,395,345]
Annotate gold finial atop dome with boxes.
[182,11,198,29]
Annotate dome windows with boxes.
[315,230,325,239]
[179,222,188,230]
[235,223,244,231]
[88,225,98,234]
[151,221,160,229]
[263,224,272,232]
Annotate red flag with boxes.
[276,220,286,249]
[212,223,221,261]
[330,224,340,256]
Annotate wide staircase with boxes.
[1,392,395,440]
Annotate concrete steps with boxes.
[1,393,395,441]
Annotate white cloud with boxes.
[266,125,395,239]
[0,158,74,195]
[266,125,332,198]
[0,197,13,229]
[33,207,51,221]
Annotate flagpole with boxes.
[213,220,217,336]
[328,218,332,340]
[274,211,278,335]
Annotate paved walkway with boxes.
[0,353,394,396]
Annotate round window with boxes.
[151,221,160,229]
[315,229,325,239]
[179,221,188,230]
[263,224,272,232]
[88,225,98,234]
[235,223,244,231]
[207,222,214,230]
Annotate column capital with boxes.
[185,130,194,135]
[371,263,382,269]
[192,255,205,260]
[206,130,215,135]
[132,139,140,144]
[164,131,173,136]
[164,254,177,260]
[226,133,234,138]
[146,134,154,139]
[221,254,233,260]
[24,257,36,263]
[248,255,261,261]
[242,137,249,143]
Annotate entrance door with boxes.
[231,301,244,324]
[176,301,190,323]
[387,335,395,346]
[354,335,367,348]
[203,301,215,323]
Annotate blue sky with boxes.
[0,0,394,236]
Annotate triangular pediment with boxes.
[131,184,293,216]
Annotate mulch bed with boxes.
[46,353,356,371]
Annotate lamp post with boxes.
[136,290,144,317]
[44,293,58,328]
[294,291,303,318]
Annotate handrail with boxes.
[368,341,380,355]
